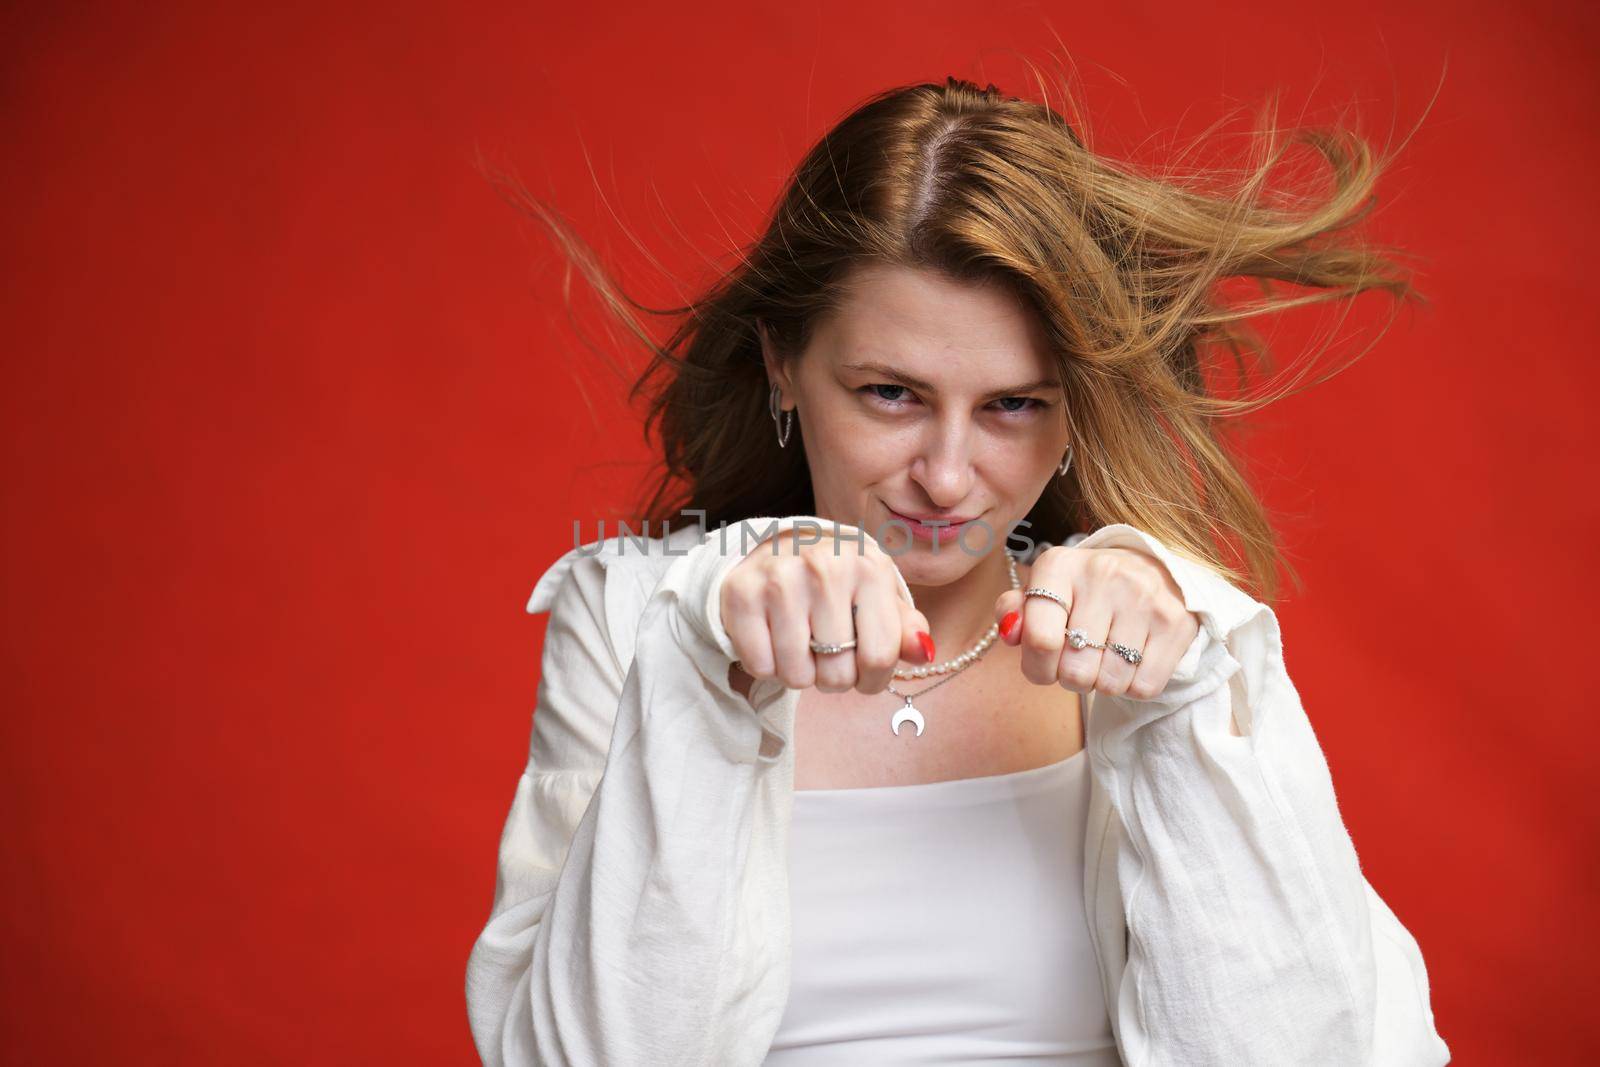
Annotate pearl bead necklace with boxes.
[892,552,1021,680]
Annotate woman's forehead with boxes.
[817,265,1057,385]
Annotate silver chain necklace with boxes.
[886,552,1020,738]
[886,669,970,738]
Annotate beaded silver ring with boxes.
[1108,641,1144,665]
[1022,586,1068,611]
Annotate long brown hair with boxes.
[484,75,1427,603]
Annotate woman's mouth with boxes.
[885,507,980,546]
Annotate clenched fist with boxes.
[720,528,934,695]
[994,544,1201,700]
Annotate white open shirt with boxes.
[465,516,1450,1066]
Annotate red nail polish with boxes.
[917,631,936,663]
[1000,611,1020,641]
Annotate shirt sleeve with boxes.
[1071,523,1451,1066]
[463,542,624,1066]
[464,516,909,1066]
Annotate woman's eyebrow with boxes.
[841,361,1062,400]
[841,361,936,390]
[982,377,1063,399]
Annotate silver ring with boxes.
[1065,627,1144,665]
[1108,641,1144,665]
[1064,626,1103,651]
[809,638,858,655]
[1022,586,1068,611]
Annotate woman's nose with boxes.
[911,422,975,506]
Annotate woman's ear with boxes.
[755,318,792,396]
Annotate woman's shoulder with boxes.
[525,521,707,616]
[522,522,710,705]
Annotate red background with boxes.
[4,2,1596,1062]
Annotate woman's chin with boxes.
[888,546,980,585]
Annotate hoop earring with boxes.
[769,383,794,448]
[1058,444,1074,477]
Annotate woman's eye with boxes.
[863,385,1046,414]
[865,384,911,404]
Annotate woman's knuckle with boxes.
[802,549,838,580]
[852,563,886,597]
[727,578,762,613]
[859,647,896,673]
[1062,665,1095,689]
[762,572,789,601]
[1081,556,1120,579]
[1020,628,1056,654]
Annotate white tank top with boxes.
[765,749,1121,1066]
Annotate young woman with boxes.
[465,77,1449,1065]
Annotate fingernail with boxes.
[999,611,1020,641]
[917,631,936,663]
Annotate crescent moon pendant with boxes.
[890,700,925,737]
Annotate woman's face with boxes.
[762,262,1070,586]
